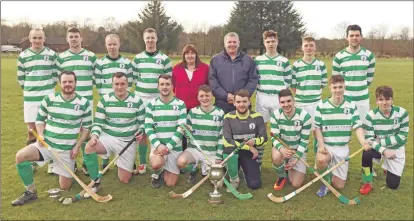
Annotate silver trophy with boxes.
[208,164,226,204]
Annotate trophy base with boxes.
[208,198,223,204]
[208,192,222,204]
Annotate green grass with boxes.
[1,56,413,220]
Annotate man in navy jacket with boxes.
[208,32,259,114]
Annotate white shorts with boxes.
[355,100,370,124]
[255,91,280,122]
[24,102,41,123]
[34,142,75,178]
[185,148,218,176]
[382,146,405,177]
[150,145,181,174]
[295,101,319,130]
[98,133,137,172]
[325,145,350,181]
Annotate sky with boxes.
[1,1,413,39]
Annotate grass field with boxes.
[1,55,413,220]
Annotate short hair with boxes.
[198,84,212,94]
[376,86,393,99]
[346,24,362,37]
[143,28,157,36]
[278,89,293,99]
[263,30,278,40]
[302,36,315,42]
[105,34,120,43]
[29,28,45,39]
[224,32,239,42]
[67,27,82,36]
[329,75,345,85]
[59,70,77,82]
[158,74,172,83]
[180,44,201,68]
[234,89,250,98]
[112,72,127,81]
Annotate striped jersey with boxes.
[314,98,362,146]
[132,51,172,98]
[91,91,145,141]
[94,55,133,97]
[254,54,292,94]
[270,107,312,157]
[364,106,409,154]
[17,47,57,103]
[36,92,92,150]
[56,49,97,101]
[332,47,375,102]
[187,106,225,159]
[292,58,328,105]
[145,97,187,151]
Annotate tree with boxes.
[375,24,388,56]
[124,0,183,54]
[225,1,306,56]
[334,21,350,39]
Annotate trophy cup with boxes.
[208,164,226,204]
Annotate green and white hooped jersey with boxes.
[187,106,225,159]
[291,58,327,105]
[254,54,292,95]
[314,98,362,146]
[36,92,92,150]
[94,55,133,97]
[332,47,375,102]
[91,91,145,142]
[364,106,409,153]
[56,49,97,101]
[145,97,187,151]
[132,51,172,98]
[270,107,312,157]
[17,47,57,103]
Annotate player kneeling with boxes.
[12,71,92,206]
[177,85,225,186]
[359,86,409,194]
[83,72,145,196]
[146,75,187,188]
[270,89,312,190]
[222,89,268,192]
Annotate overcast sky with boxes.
[1,1,413,39]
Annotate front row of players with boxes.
[12,72,408,206]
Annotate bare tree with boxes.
[334,21,350,39]
[103,16,119,33]
[376,24,389,56]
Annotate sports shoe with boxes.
[132,163,140,175]
[151,172,163,188]
[47,163,54,174]
[11,191,38,206]
[273,177,287,191]
[83,180,101,198]
[187,170,197,184]
[81,162,89,176]
[226,177,240,193]
[316,185,330,197]
[359,183,373,195]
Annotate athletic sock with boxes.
[138,142,148,165]
[317,166,332,184]
[84,152,99,180]
[223,153,239,180]
[16,161,34,188]
[272,161,287,178]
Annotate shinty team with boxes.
[11,24,409,206]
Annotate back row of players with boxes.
[12,25,408,206]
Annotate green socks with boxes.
[317,167,332,184]
[138,143,148,165]
[272,161,287,178]
[17,161,34,187]
[362,166,373,183]
[223,153,239,180]
[84,152,99,180]
[182,164,197,173]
